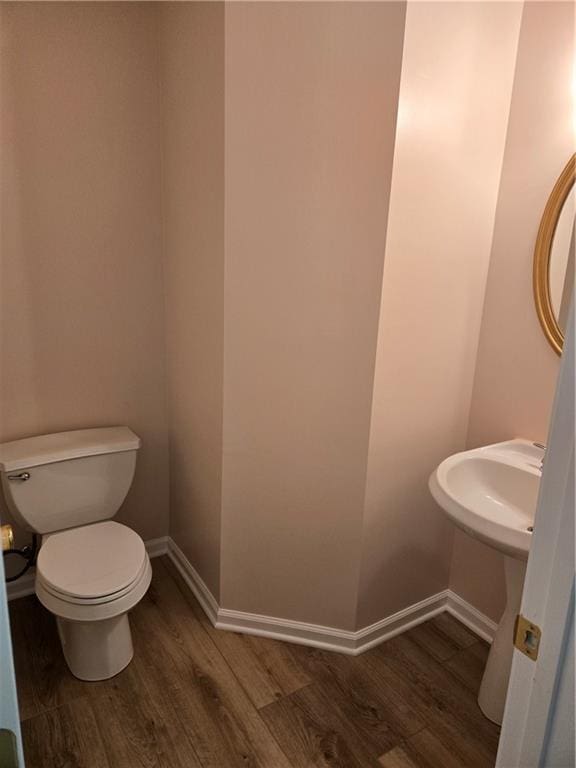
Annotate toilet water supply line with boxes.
[2,531,38,583]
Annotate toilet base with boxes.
[57,613,134,681]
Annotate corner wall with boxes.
[159,3,225,600]
[451,1,575,622]
[0,3,169,544]
[2,1,567,638]
[221,2,405,630]
[357,1,523,629]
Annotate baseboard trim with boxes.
[216,607,360,653]
[144,536,170,559]
[217,592,449,655]
[445,589,498,644]
[165,537,497,655]
[353,593,449,653]
[7,532,498,651]
[166,538,219,624]
[6,534,170,601]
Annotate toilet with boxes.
[0,426,151,681]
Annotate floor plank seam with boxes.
[161,559,297,768]
[257,680,316,715]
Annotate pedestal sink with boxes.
[429,439,542,725]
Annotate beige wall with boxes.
[451,1,574,622]
[221,2,405,629]
[2,1,568,635]
[357,1,523,628]
[0,3,169,543]
[159,3,224,599]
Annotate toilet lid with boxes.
[37,521,146,600]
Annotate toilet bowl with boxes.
[36,520,152,680]
[0,427,150,681]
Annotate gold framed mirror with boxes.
[533,154,575,355]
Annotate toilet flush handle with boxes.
[7,472,30,482]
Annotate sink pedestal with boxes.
[478,556,527,725]
[429,439,540,725]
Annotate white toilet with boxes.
[0,426,152,681]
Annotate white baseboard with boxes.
[445,589,498,644]
[166,537,219,624]
[144,536,170,559]
[353,594,449,653]
[217,593,449,655]
[6,534,170,602]
[166,537,497,655]
[7,531,497,652]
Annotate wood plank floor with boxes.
[8,557,500,768]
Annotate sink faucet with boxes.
[533,442,546,471]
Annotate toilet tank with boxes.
[0,427,140,534]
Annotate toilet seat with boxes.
[36,555,152,623]
[37,520,146,600]
[35,520,152,623]
[38,557,150,606]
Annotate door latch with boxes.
[514,614,542,661]
[0,729,20,767]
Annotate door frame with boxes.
[0,533,25,766]
[497,301,574,767]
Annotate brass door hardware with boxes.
[1,524,14,552]
[0,729,20,767]
[514,614,542,661]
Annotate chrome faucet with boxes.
[533,442,546,472]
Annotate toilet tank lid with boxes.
[0,427,141,472]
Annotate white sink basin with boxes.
[429,439,542,559]
[429,438,543,725]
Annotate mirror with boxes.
[533,155,575,355]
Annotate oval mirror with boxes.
[533,155,575,355]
